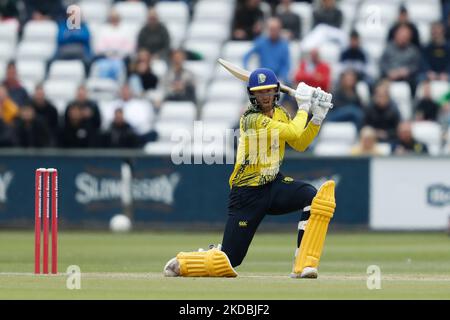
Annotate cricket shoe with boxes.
[289,267,318,279]
[163,257,180,277]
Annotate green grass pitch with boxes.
[0,231,449,299]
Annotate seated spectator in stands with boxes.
[414,81,440,121]
[421,22,450,82]
[339,30,370,83]
[59,103,99,148]
[275,0,302,40]
[3,61,29,106]
[0,117,13,147]
[163,49,196,103]
[0,85,19,125]
[313,0,342,29]
[137,7,171,62]
[364,80,401,143]
[31,84,59,134]
[438,89,450,131]
[243,17,290,84]
[380,25,421,95]
[103,108,140,148]
[12,104,53,148]
[231,0,264,41]
[65,85,101,130]
[0,0,19,21]
[327,69,365,129]
[53,11,92,73]
[92,9,133,82]
[293,48,330,92]
[128,49,159,97]
[351,126,383,156]
[387,5,420,48]
[103,84,156,142]
[391,121,428,155]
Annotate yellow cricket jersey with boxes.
[229,105,320,188]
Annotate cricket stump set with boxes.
[34,168,58,274]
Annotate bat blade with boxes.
[217,58,296,97]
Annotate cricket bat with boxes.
[217,58,296,97]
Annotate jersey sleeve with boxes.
[286,121,321,152]
[242,110,309,141]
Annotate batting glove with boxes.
[295,82,315,112]
[311,88,333,125]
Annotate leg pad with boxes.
[177,248,238,277]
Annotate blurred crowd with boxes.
[0,0,449,156]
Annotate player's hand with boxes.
[311,88,333,125]
[295,82,315,112]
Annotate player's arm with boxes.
[287,88,333,152]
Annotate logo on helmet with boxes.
[258,73,266,84]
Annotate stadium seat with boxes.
[17,41,56,61]
[166,22,187,49]
[357,2,399,26]
[154,121,193,142]
[86,78,119,101]
[206,80,246,102]
[184,40,221,62]
[318,122,357,145]
[290,2,312,38]
[416,81,450,102]
[183,61,214,102]
[376,142,392,156]
[318,42,341,65]
[151,59,168,79]
[411,121,443,155]
[356,81,371,107]
[155,1,189,28]
[22,21,58,43]
[355,22,389,47]
[338,2,356,34]
[48,60,85,84]
[186,21,230,43]
[17,60,46,85]
[314,142,352,156]
[113,1,147,27]
[144,141,184,156]
[159,101,197,123]
[222,41,253,65]
[43,80,78,114]
[0,60,6,81]
[79,0,109,25]
[389,81,412,120]
[0,21,18,47]
[405,2,441,24]
[0,41,15,61]
[193,0,235,23]
[417,23,431,46]
[201,102,242,126]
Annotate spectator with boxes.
[312,0,342,29]
[327,69,365,129]
[128,49,159,96]
[103,84,156,142]
[243,17,291,84]
[380,25,421,95]
[421,22,450,81]
[339,30,370,83]
[30,84,59,134]
[103,108,140,148]
[391,121,428,155]
[414,81,440,121]
[293,48,330,92]
[92,9,133,81]
[137,7,171,61]
[275,0,302,40]
[364,80,401,143]
[59,103,98,148]
[351,126,384,156]
[3,61,29,106]
[53,11,92,73]
[163,49,196,103]
[438,89,450,131]
[65,85,101,130]
[12,104,53,148]
[231,0,264,41]
[0,118,13,147]
[0,85,19,125]
[387,5,421,48]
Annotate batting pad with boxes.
[177,248,238,277]
[293,180,336,274]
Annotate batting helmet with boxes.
[247,68,280,107]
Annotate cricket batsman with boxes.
[164,68,336,279]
